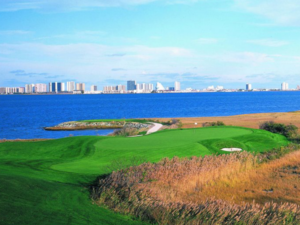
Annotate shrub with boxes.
[259,121,298,139]
[112,127,139,137]
[202,121,225,127]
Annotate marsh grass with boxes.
[93,145,300,224]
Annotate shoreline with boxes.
[152,111,300,129]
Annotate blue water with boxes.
[1,92,300,139]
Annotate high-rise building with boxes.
[281,82,289,91]
[57,82,63,92]
[25,84,34,93]
[175,81,180,91]
[35,83,47,93]
[0,87,9,94]
[67,81,75,92]
[19,87,25,93]
[116,85,126,92]
[127,80,136,91]
[61,83,65,92]
[49,82,56,92]
[76,83,85,91]
[156,82,165,91]
[145,83,154,92]
[91,85,98,92]
[49,82,64,92]
[246,84,252,91]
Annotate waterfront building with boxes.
[76,83,85,92]
[61,83,65,92]
[49,82,64,92]
[175,81,180,91]
[57,82,63,92]
[49,82,56,92]
[0,87,9,94]
[216,86,224,91]
[116,85,126,92]
[127,80,136,91]
[35,83,47,93]
[156,82,165,91]
[67,81,75,92]
[297,85,300,90]
[246,84,252,91]
[207,86,214,91]
[281,82,289,91]
[25,84,34,93]
[168,87,175,91]
[91,85,98,92]
[145,83,154,92]
[19,87,25,93]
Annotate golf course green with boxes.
[0,126,289,225]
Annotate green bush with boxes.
[259,121,298,139]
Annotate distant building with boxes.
[0,87,9,94]
[57,82,63,92]
[49,82,56,93]
[156,82,165,91]
[76,83,85,92]
[116,85,126,92]
[207,86,214,91]
[127,80,136,91]
[67,81,75,92]
[25,84,34,93]
[49,82,64,92]
[168,87,175,91]
[216,86,224,91]
[246,84,252,91]
[35,83,47,93]
[91,85,97,92]
[19,87,25,93]
[281,82,289,91]
[175,81,180,91]
[145,83,154,92]
[297,85,300,90]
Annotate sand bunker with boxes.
[221,148,242,152]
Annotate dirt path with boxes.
[147,123,163,135]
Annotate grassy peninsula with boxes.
[0,126,290,224]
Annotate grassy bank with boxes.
[0,127,289,224]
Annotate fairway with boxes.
[0,127,289,225]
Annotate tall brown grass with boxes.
[92,148,300,224]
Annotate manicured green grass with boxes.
[0,127,289,224]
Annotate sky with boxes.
[1,0,300,90]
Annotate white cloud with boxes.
[196,38,219,44]
[0,42,194,86]
[247,39,289,47]
[0,0,200,12]
[235,0,300,26]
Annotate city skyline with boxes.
[1,1,300,89]
[2,80,300,95]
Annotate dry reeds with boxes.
[92,149,300,224]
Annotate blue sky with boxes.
[1,0,300,89]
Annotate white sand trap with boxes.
[221,148,242,152]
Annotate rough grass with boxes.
[0,127,289,224]
[94,146,300,225]
[157,111,300,131]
